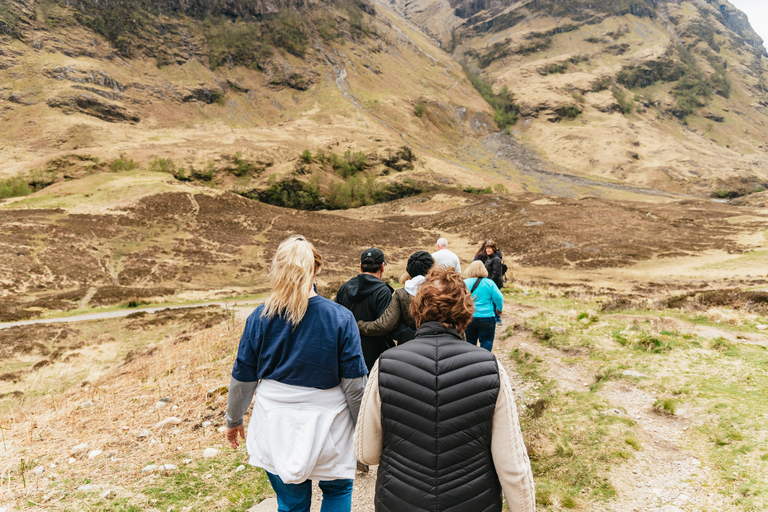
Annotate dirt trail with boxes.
[0,301,258,331]
[496,306,731,511]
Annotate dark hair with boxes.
[406,251,434,278]
[410,266,475,333]
[361,260,384,273]
[474,239,499,259]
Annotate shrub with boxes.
[571,91,585,103]
[591,76,612,92]
[255,175,323,210]
[191,163,216,181]
[148,158,176,174]
[653,398,678,415]
[464,67,520,130]
[109,156,139,172]
[540,62,568,75]
[382,146,416,172]
[556,104,582,119]
[300,150,313,164]
[243,175,426,211]
[329,150,367,178]
[612,87,633,115]
[464,186,493,194]
[0,176,32,199]
[414,102,427,118]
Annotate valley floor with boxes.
[2,283,767,511]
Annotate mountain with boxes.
[394,0,768,195]
[0,0,499,203]
[1,0,767,200]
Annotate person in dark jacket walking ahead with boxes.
[356,250,434,344]
[335,248,411,370]
[354,266,535,512]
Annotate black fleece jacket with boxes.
[335,274,407,370]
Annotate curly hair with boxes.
[410,266,475,333]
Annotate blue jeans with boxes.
[466,316,496,352]
[266,472,353,512]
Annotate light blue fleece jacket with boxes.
[464,278,504,318]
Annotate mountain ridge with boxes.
[1,0,767,198]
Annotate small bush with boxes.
[414,102,426,118]
[612,86,633,115]
[571,91,585,103]
[0,176,32,199]
[636,331,672,353]
[653,398,678,415]
[540,62,568,75]
[591,76,612,92]
[464,186,492,194]
[191,163,216,181]
[109,156,139,172]
[329,150,367,178]
[148,158,176,174]
[556,104,582,119]
[300,150,313,164]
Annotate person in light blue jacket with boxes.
[463,260,504,351]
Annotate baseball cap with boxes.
[361,247,386,266]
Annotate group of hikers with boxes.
[225,235,535,512]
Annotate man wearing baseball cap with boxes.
[335,248,407,370]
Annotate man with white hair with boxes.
[431,237,461,275]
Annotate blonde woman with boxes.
[464,260,503,351]
[225,235,368,512]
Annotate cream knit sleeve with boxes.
[354,360,383,465]
[492,363,536,511]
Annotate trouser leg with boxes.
[476,317,496,352]
[266,472,312,512]
[465,318,480,346]
[318,478,354,512]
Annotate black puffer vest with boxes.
[376,322,502,512]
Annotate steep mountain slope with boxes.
[397,0,768,195]
[0,0,505,197]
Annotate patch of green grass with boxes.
[625,436,642,451]
[523,390,629,503]
[414,102,426,118]
[653,398,678,415]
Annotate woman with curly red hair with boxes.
[354,266,535,512]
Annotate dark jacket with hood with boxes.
[335,274,406,370]
[375,321,502,511]
[485,252,504,289]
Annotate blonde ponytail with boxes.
[262,235,322,326]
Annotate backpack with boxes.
[501,263,508,280]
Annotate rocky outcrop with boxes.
[47,94,139,123]
[46,66,125,91]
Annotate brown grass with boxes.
[0,317,248,510]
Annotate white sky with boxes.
[729,0,768,49]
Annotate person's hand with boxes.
[225,425,245,449]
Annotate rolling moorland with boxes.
[1,0,768,510]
